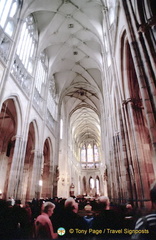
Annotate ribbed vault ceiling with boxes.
[24,0,105,145]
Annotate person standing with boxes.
[34,202,58,239]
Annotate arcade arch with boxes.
[0,99,18,199]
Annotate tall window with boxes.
[81,145,86,162]
[47,75,57,121]
[0,0,20,37]
[106,0,116,25]
[80,142,100,169]
[87,144,93,162]
[16,14,37,74]
[60,119,63,139]
[35,52,47,95]
[96,177,100,195]
[89,177,94,189]
[94,145,99,162]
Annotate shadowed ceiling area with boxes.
[25,0,105,145]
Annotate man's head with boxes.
[43,202,55,217]
[150,181,156,207]
[84,204,92,216]
[126,203,133,210]
[98,196,110,210]
[64,197,78,213]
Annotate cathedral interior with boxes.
[0,0,155,210]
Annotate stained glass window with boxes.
[16,14,37,74]
[87,144,93,162]
[81,145,86,162]
[80,142,100,168]
[94,144,99,162]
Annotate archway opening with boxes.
[0,99,17,199]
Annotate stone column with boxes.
[121,105,136,202]
[123,98,151,207]
[120,0,156,176]
[6,135,23,199]
[28,151,43,200]
[125,0,156,112]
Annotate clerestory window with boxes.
[16,14,37,74]
[80,142,100,169]
[0,0,20,37]
[35,51,47,95]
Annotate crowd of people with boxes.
[0,182,156,240]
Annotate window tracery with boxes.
[80,142,100,169]
[0,0,21,63]
[35,51,47,95]
[16,14,37,74]
[47,76,57,121]
[0,0,20,37]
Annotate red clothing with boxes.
[35,213,55,239]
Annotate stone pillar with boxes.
[42,163,54,199]
[125,0,156,112]
[28,151,43,200]
[53,165,59,197]
[6,135,23,199]
[121,105,136,202]
[123,98,151,207]
[120,0,156,176]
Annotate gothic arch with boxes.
[1,95,23,135]
[28,119,39,149]
[41,137,53,198]
[0,98,20,199]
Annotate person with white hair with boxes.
[64,197,78,213]
[34,201,58,239]
[92,196,124,238]
[98,196,110,210]
[60,197,84,238]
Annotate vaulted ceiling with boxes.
[24,0,106,146]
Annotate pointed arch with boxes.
[41,137,53,198]
[0,98,21,199]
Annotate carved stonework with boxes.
[0,31,12,63]
[122,98,143,109]
[11,54,32,96]
[56,166,59,181]
[49,76,56,99]
[104,168,108,181]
